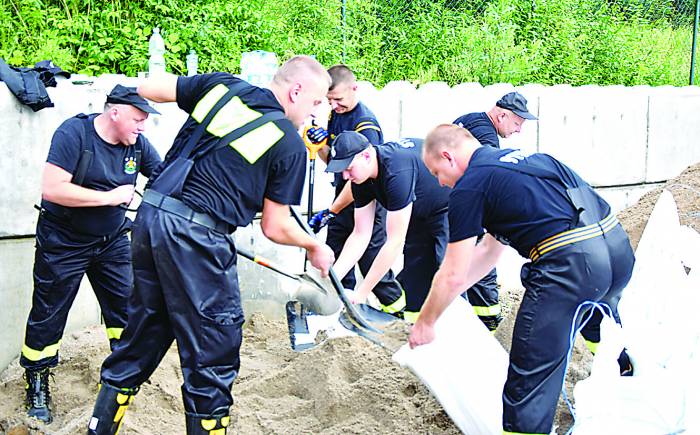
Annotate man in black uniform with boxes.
[325,132,451,323]
[306,65,405,315]
[452,91,538,332]
[87,56,335,435]
[409,124,635,435]
[21,85,161,424]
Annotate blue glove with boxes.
[309,208,336,233]
[306,126,328,144]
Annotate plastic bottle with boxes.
[186,49,198,76]
[148,27,166,75]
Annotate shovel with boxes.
[237,245,397,351]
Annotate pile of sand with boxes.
[2,162,699,435]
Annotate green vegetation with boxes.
[0,0,695,86]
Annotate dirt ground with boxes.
[2,162,699,435]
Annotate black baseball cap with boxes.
[325,131,370,173]
[106,84,160,114]
[496,91,537,120]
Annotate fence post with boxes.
[691,0,700,84]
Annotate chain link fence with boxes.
[338,0,700,86]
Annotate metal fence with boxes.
[338,0,700,85]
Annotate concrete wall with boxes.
[1,77,698,371]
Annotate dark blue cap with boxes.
[496,91,537,120]
[106,84,160,114]
[325,131,370,173]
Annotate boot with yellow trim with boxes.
[24,367,53,424]
[185,406,231,435]
[87,382,139,435]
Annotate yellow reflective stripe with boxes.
[106,327,123,340]
[530,214,619,261]
[473,304,501,317]
[22,341,61,361]
[201,419,216,430]
[355,125,381,134]
[403,311,420,323]
[229,122,284,164]
[380,289,406,314]
[221,416,230,427]
[503,431,548,435]
[192,84,229,123]
[206,96,262,137]
[584,339,599,354]
[211,429,226,435]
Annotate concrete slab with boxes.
[647,88,700,182]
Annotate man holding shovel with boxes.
[325,132,451,323]
[87,56,335,435]
[305,64,405,316]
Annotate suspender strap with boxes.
[71,114,93,186]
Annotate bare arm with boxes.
[41,163,133,207]
[329,182,354,214]
[331,201,376,281]
[260,198,334,276]
[352,203,412,302]
[408,234,505,347]
[137,74,179,103]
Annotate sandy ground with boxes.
[2,162,699,435]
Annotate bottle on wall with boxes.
[148,27,166,76]
[186,49,198,76]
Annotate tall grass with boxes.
[0,0,694,86]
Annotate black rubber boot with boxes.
[87,382,139,435]
[185,407,231,435]
[25,368,53,424]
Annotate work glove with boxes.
[306,126,328,144]
[309,208,336,233]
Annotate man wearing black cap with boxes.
[20,84,162,424]
[325,131,451,323]
[452,91,538,332]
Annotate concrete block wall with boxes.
[1,77,699,372]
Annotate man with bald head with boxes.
[452,91,538,332]
[87,56,335,435]
[410,124,634,435]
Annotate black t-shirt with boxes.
[352,139,450,219]
[327,101,383,196]
[453,112,500,148]
[42,114,161,236]
[448,146,611,258]
[157,73,306,228]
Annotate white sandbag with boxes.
[392,297,509,435]
[572,317,687,435]
[572,190,700,434]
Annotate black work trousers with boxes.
[502,224,634,434]
[100,204,244,414]
[21,217,132,370]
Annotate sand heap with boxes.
[2,162,699,435]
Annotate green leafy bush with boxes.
[0,0,694,86]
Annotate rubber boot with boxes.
[87,382,139,435]
[185,406,231,435]
[25,368,52,424]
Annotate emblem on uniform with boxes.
[397,138,415,149]
[124,157,137,174]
